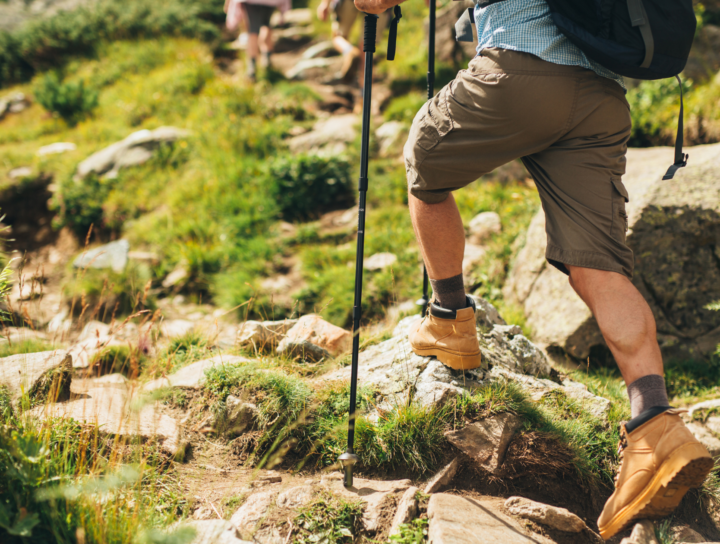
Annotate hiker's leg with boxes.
[566,266,663,384]
[259,25,273,54]
[247,33,259,58]
[408,192,464,281]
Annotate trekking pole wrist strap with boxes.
[387,5,402,60]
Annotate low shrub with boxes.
[268,154,354,223]
[33,72,99,126]
[0,0,222,87]
[291,492,364,544]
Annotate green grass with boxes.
[0,338,55,358]
[389,518,428,544]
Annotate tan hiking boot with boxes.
[408,297,483,370]
[339,47,360,83]
[598,408,713,540]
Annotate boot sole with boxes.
[410,345,482,370]
[599,443,713,540]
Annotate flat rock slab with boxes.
[229,489,278,536]
[445,413,522,473]
[320,473,412,533]
[30,381,180,454]
[0,350,69,398]
[428,494,552,543]
[185,520,253,544]
[504,496,586,532]
[142,354,250,392]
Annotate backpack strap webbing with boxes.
[663,75,689,181]
[627,0,654,69]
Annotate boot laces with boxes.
[615,424,629,487]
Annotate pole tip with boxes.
[339,452,359,488]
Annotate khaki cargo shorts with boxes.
[404,48,634,277]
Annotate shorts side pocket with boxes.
[610,176,629,241]
[414,86,454,153]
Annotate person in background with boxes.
[316,0,388,84]
[225,0,291,81]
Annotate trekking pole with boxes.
[417,0,436,318]
[340,6,402,489]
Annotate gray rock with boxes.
[669,524,707,543]
[142,355,249,392]
[30,380,181,454]
[184,520,253,544]
[0,350,70,399]
[504,496,586,532]
[73,239,129,273]
[37,142,76,156]
[469,295,507,330]
[237,319,297,349]
[389,486,419,537]
[427,493,552,544]
[687,422,720,457]
[8,166,32,179]
[444,413,522,473]
[285,58,335,81]
[76,126,190,179]
[462,243,487,282]
[278,315,351,359]
[276,485,315,509]
[620,521,659,544]
[424,457,459,494]
[160,319,195,338]
[688,399,720,419]
[705,416,720,437]
[467,211,502,244]
[222,396,258,436]
[288,114,356,155]
[505,142,720,361]
[229,489,278,536]
[364,252,398,271]
[301,40,336,59]
[376,121,407,157]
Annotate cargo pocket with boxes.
[610,177,629,242]
[416,85,454,153]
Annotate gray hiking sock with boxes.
[627,374,670,418]
[430,274,467,310]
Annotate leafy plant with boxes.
[389,518,428,543]
[269,154,354,222]
[33,72,99,126]
[292,493,363,544]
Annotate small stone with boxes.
[229,489,277,536]
[288,115,356,154]
[669,524,707,543]
[424,457,459,494]
[73,240,129,273]
[504,496,586,532]
[8,166,32,179]
[160,319,195,338]
[221,396,258,437]
[276,485,314,509]
[376,121,406,157]
[277,315,351,358]
[467,211,501,244]
[469,295,507,331]
[163,266,189,288]
[389,486,419,537]
[142,355,249,392]
[444,413,523,473]
[37,142,76,156]
[620,521,659,544]
[364,252,398,271]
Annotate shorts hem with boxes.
[546,244,632,279]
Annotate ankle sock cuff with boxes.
[626,405,672,434]
[627,374,669,418]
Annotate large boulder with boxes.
[0,350,71,399]
[504,143,720,362]
[76,127,190,180]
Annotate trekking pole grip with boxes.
[363,14,379,53]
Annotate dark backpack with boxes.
[458,0,697,178]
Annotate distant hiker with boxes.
[355,0,713,538]
[316,0,389,85]
[225,0,291,81]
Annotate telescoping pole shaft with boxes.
[340,12,379,489]
[419,0,436,317]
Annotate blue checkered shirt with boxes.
[474,0,625,88]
